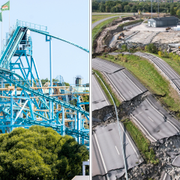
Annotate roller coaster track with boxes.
[0,69,89,116]
[0,21,89,143]
[2,107,89,140]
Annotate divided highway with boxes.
[92,57,180,143]
[92,57,144,179]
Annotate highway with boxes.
[92,122,143,180]
[134,52,180,94]
[92,58,124,73]
[92,16,118,29]
[131,95,180,142]
[92,58,147,101]
[92,74,110,111]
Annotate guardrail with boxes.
[16,19,48,32]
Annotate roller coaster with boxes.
[0,20,89,148]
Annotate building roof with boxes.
[150,16,179,21]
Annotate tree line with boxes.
[92,1,180,14]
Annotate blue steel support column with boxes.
[77,96,81,143]
[61,107,65,135]
[46,35,53,119]
[10,91,13,132]
[30,56,33,87]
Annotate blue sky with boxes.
[0,0,89,85]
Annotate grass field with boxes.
[93,70,121,107]
[100,54,180,118]
[92,13,131,23]
[123,119,159,164]
[92,14,119,24]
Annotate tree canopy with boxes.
[0,126,89,180]
[92,1,180,14]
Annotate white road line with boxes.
[115,146,120,155]
[163,173,167,180]
[103,72,126,101]
[118,120,140,159]
[122,70,143,93]
[93,75,110,106]
[146,99,180,132]
[172,155,178,165]
[129,91,132,95]
[94,133,109,180]
[148,116,154,122]
[131,114,157,142]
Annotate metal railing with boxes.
[16,19,47,32]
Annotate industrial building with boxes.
[148,16,179,27]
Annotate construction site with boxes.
[0,20,89,148]
[93,15,180,55]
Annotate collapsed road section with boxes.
[92,55,180,179]
[92,123,143,180]
[92,58,144,180]
[92,58,147,101]
[131,95,180,143]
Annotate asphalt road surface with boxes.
[92,58,147,101]
[134,52,180,94]
[92,74,110,111]
[92,58,124,74]
[92,123,143,180]
[172,155,180,167]
[131,95,180,142]
[92,16,118,29]
[160,171,171,180]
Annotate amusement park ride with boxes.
[0,20,89,148]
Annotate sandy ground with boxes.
[130,23,167,32]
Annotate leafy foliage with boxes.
[0,126,89,180]
[145,44,158,54]
[92,1,176,13]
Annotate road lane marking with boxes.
[94,133,109,180]
[131,114,157,142]
[129,91,132,95]
[146,99,180,132]
[115,146,120,155]
[163,173,167,180]
[148,116,154,122]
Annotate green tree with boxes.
[124,5,130,12]
[176,9,180,18]
[0,126,89,180]
[100,3,105,12]
[170,5,176,15]
[64,82,70,86]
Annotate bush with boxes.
[146,44,158,54]
[158,51,162,57]
[162,51,169,58]
[121,44,127,51]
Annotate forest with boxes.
[92,1,180,16]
